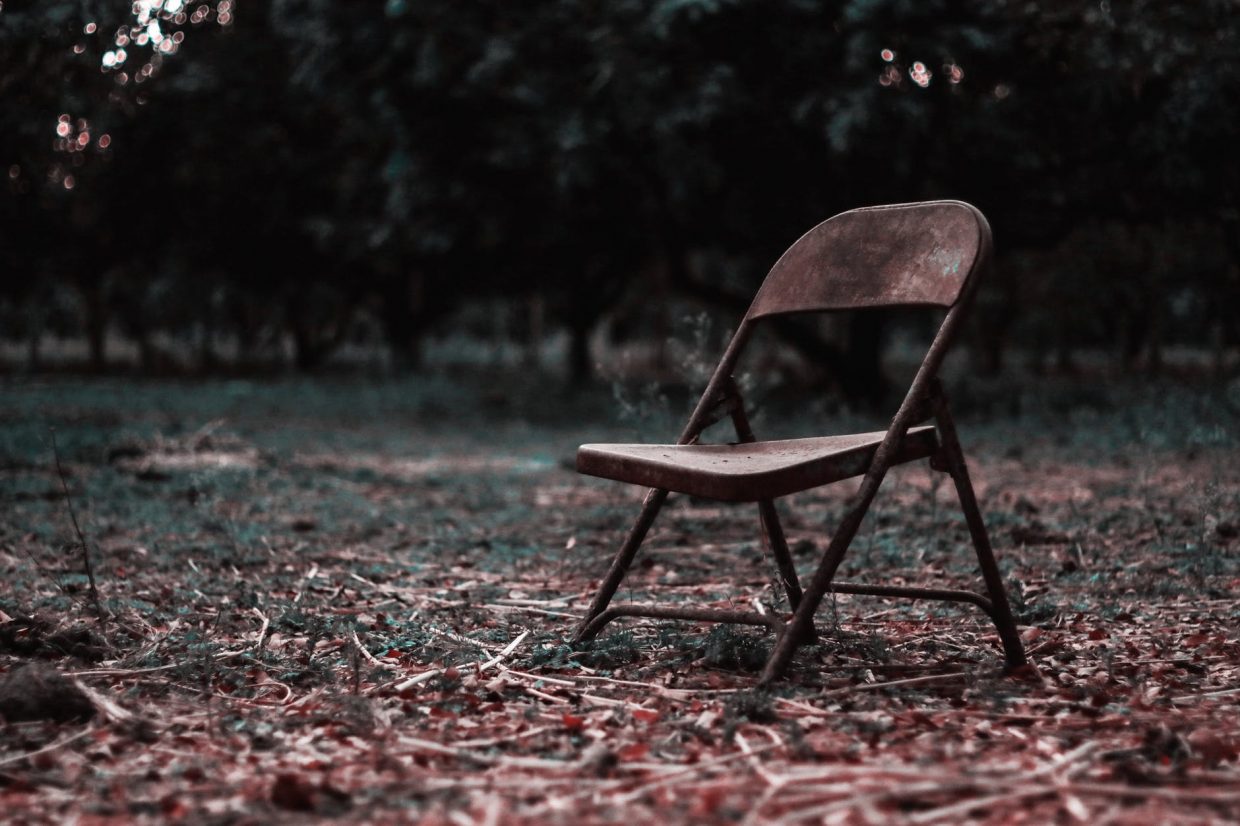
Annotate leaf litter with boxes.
[0,378,1238,823]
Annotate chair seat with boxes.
[578,425,939,502]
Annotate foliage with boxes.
[2,1,1239,386]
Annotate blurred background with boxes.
[2,0,1238,407]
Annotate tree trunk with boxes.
[840,313,887,408]
[567,321,594,387]
[84,281,107,373]
[233,298,259,367]
[135,326,156,373]
[378,274,426,372]
[291,321,320,372]
[525,294,544,370]
[198,319,217,372]
[26,328,41,372]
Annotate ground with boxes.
[1,372,1238,824]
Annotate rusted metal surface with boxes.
[571,199,1027,685]
[577,427,939,502]
[747,200,991,318]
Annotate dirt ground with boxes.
[1,374,1238,824]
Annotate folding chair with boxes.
[571,200,1028,685]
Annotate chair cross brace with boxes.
[574,582,999,648]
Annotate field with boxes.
[2,372,1239,824]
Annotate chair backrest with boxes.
[745,200,992,319]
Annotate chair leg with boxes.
[931,402,1028,669]
[759,491,878,685]
[758,499,818,643]
[757,499,804,610]
[572,487,669,643]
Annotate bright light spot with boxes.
[103,47,129,69]
[98,134,112,149]
[165,0,185,12]
[910,61,932,88]
[134,0,161,25]
[84,22,97,34]
[147,20,162,43]
[881,48,895,62]
[63,175,76,190]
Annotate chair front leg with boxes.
[572,486,669,643]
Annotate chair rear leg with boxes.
[758,499,817,642]
[573,487,669,643]
[939,451,1028,668]
[931,396,1028,669]
[759,492,877,685]
[758,500,803,609]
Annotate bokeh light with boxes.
[909,61,932,88]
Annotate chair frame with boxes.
[571,201,1028,685]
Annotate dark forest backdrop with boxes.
[3,0,1238,395]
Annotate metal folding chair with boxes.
[571,200,1028,685]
